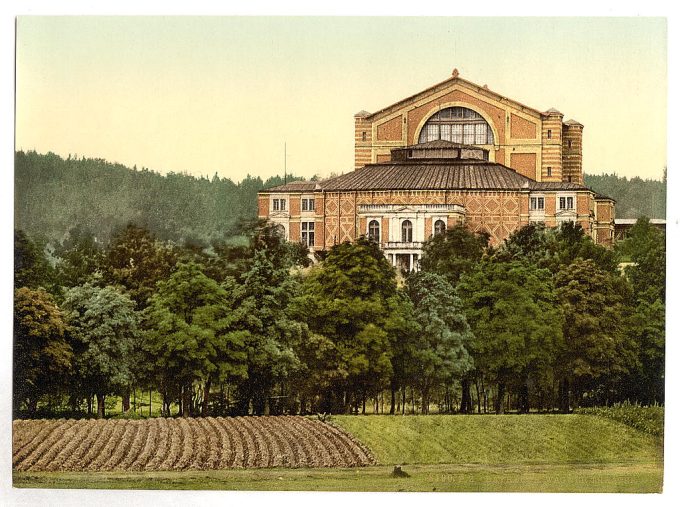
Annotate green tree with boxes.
[62,283,139,418]
[103,223,178,309]
[142,262,248,417]
[458,260,564,414]
[618,217,666,304]
[554,259,637,411]
[14,229,54,290]
[54,225,104,288]
[406,272,474,413]
[13,287,72,415]
[298,238,398,413]
[235,249,302,415]
[420,224,489,285]
[494,222,617,275]
[616,217,665,404]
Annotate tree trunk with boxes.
[390,381,397,415]
[559,377,570,413]
[182,384,191,418]
[519,381,529,414]
[495,382,506,415]
[460,377,472,414]
[401,388,406,415]
[122,388,131,413]
[96,393,105,419]
[87,394,93,415]
[202,377,212,417]
[421,385,429,414]
[475,379,482,414]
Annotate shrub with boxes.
[575,401,664,438]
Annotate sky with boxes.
[15,16,667,182]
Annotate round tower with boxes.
[562,119,584,184]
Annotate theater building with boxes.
[257,70,615,270]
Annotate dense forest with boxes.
[13,151,666,419]
[15,151,666,252]
[14,217,665,419]
[14,150,303,247]
[584,172,666,219]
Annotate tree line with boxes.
[14,215,665,419]
[14,150,304,247]
[584,171,666,219]
[15,151,665,254]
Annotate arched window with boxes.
[368,220,380,242]
[434,219,446,235]
[418,107,494,145]
[401,220,413,242]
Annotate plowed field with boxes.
[12,416,375,472]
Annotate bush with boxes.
[575,402,664,438]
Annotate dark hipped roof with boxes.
[265,162,592,193]
[320,161,528,191]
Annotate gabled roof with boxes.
[362,72,543,121]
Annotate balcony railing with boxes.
[358,204,464,213]
[383,241,424,250]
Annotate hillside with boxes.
[14,151,666,248]
[14,150,300,246]
[333,414,663,465]
[584,172,666,219]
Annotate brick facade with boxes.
[258,72,615,262]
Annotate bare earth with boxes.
[12,416,376,472]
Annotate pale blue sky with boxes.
[16,16,667,181]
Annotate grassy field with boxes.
[331,413,664,465]
[13,413,664,492]
[13,463,662,492]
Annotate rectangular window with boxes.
[475,124,487,144]
[559,196,574,210]
[301,198,315,212]
[530,197,545,211]
[463,124,475,144]
[547,129,552,139]
[301,222,315,247]
[451,124,463,143]
[426,124,438,141]
[280,199,286,211]
[547,167,552,177]
[440,124,451,142]
[273,199,280,211]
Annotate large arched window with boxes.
[401,220,413,242]
[368,220,380,242]
[434,219,446,236]
[418,107,494,145]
